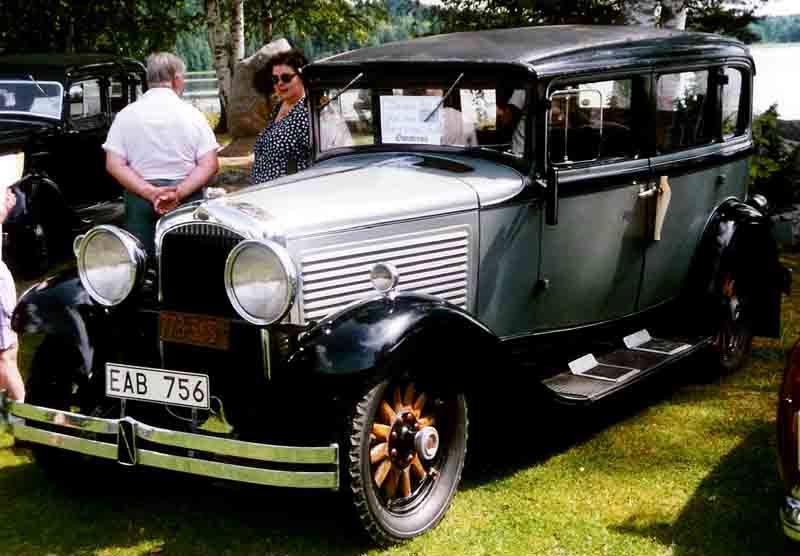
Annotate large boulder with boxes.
[228,38,291,138]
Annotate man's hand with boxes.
[0,189,16,224]
[153,188,179,215]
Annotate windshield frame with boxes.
[0,79,65,120]
[307,62,536,172]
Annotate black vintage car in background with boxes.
[0,54,146,277]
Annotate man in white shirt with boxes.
[103,52,219,253]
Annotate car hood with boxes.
[0,117,55,148]
[198,154,483,240]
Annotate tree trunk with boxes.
[625,0,688,30]
[262,8,274,44]
[206,0,231,133]
[232,0,245,62]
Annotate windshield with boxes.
[0,80,64,119]
[313,77,529,160]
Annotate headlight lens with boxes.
[77,226,146,306]
[224,240,297,325]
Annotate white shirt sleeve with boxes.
[102,113,128,159]
[193,111,220,159]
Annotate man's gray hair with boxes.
[146,52,186,85]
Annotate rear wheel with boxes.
[347,377,468,545]
[711,281,753,375]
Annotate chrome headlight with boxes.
[77,225,146,306]
[224,240,297,325]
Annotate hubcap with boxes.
[369,382,440,504]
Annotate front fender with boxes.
[12,269,99,375]
[286,293,501,383]
[689,198,790,337]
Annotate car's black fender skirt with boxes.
[11,268,99,377]
[284,292,503,388]
[688,197,791,337]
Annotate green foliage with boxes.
[438,0,625,32]
[174,0,441,69]
[685,0,762,43]
[750,104,798,206]
[438,0,764,42]
[0,0,203,57]
[750,15,800,43]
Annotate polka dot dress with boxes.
[250,98,311,184]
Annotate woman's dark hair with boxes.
[253,48,309,96]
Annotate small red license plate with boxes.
[159,311,231,351]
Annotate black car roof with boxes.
[308,25,751,78]
[0,54,144,82]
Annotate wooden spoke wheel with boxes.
[712,282,753,375]
[347,378,467,545]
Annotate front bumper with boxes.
[0,393,339,490]
[782,496,800,541]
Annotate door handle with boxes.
[638,183,658,198]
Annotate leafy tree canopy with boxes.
[0,0,203,57]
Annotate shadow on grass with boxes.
[0,455,371,555]
[610,422,788,556]
[463,363,695,487]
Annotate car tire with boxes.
[23,338,112,483]
[346,377,468,545]
[711,296,753,375]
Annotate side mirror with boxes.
[546,166,559,226]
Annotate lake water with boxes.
[751,43,800,119]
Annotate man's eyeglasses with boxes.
[272,73,297,85]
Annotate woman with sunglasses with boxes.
[250,48,311,184]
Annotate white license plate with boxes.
[105,363,210,409]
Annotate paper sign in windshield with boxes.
[380,95,442,145]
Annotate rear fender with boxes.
[689,198,790,337]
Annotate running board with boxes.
[542,330,711,405]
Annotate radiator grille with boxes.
[299,227,471,322]
[159,223,245,317]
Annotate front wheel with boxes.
[347,378,468,545]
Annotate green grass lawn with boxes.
[1,258,798,555]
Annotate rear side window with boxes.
[722,67,744,140]
[548,78,635,164]
[655,70,711,152]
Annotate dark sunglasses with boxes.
[272,73,297,85]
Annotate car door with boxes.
[638,63,752,310]
[52,75,115,207]
[531,74,650,331]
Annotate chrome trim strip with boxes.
[10,402,118,434]
[135,421,337,465]
[781,496,800,541]
[138,449,337,489]
[12,421,118,460]
[4,401,339,490]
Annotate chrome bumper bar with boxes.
[0,393,338,490]
[782,496,800,542]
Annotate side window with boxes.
[722,67,745,140]
[109,76,126,117]
[69,79,105,129]
[655,70,711,152]
[548,78,635,164]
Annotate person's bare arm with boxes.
[105,151,169,205]
[0,344,24,402]
[156,150,219,215]
[177,150,219,201]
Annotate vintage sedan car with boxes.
[0,26,789,545]
[0,54,146,277]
